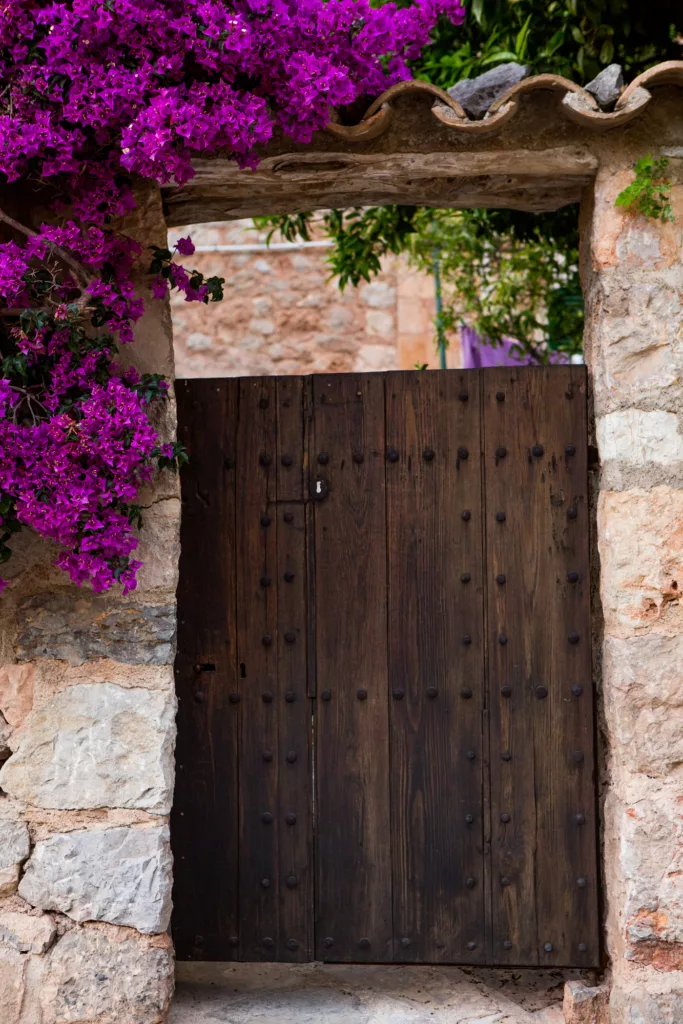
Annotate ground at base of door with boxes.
[172,961,588,1023]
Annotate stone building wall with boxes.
[583,150,683,1021]
[168,221,461,377]
[2,105,683,1024]
[0,184,179,1023]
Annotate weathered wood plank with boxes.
[482,366,598,967]
[172,378,240,962]
[163,149,597,225]
[312,372,392,962]
[275,377,313,961]
[236,376,280,961]
[386,370,486,964]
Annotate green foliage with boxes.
[410,208,583,362]
[412,0,682,88]
[263,1,681,362]
[615,155,674,222]
[0,494,21,566]
[258,206,582,361]
[255,207,419,289]
[154,442,189,474]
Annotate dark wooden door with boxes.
[172,367,599,968]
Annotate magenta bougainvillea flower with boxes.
[0,0,464,592]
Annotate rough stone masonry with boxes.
[583,144,683,1021]
[0,183,179,1023]
[2,73,683,1023]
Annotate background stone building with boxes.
[169,221,461,377]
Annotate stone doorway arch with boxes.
[2,62,683,1023]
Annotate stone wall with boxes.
[168,221,461,377]
[3,123,683,1024]
[583,150,683,1021]
[0,183,179,1023]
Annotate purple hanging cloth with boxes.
[460,326,569,368]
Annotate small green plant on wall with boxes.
[615,155,674,222]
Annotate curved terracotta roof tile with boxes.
[324,61,683,143]
[363,79,467,120]
[617,60,683,107]
[487,73,586,115]
[325,103,393,142]
[431,97,519,134]
[562,86,651,130]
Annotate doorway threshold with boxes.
[172,961,583,1023]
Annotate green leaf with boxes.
[480,50,519,65]
[599,39,614,64]
[515,15,532,59]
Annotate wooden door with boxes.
[172,367,599,968]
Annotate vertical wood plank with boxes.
[386,370,486,964]
[275,377,313,961]
[313,373,392,962]
[482,366,599,967]
[172,378,239,961]
[236,376,280,961]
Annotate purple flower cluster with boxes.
[0,0,464,592]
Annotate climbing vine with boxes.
[0,0,463,593]
[615,154,674,222]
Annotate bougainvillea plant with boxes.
[0,0,464,594]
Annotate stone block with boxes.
[563,979,609,1023]
[606,777,683,967]
[596,279,681,398]
[16,593,176,666]
[447,61,530,119]
[185,332,212,351]
[0,912,56,954]
[598,487,683,636]
[365,310,395,338]
[19,827,172,935]
[296,292,325,309]
[359,281,396,309]
[134,499,181,594]
[353,344,397,373]
[0,948,25,1024]
[290,253,312,272]
[0,821,30,897]
[249,317,275,336]
[597,410,683,465]
[609,965,683,1023]
[0,664,35,728]
[327,306,353,332]
[41,928,173,1024]
[252,296,272,316]
[585,64,624,110]
[0,713,11,760]
[0,683,175,813]
[398,298,437,341]
[604,635,683,776]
